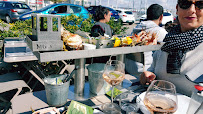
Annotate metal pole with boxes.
[67,0,71,4]
[116,54,125,63]
[116,0,118,9]
[74,58,86,95]
[36,0,38,11]
[133,0,134,11]
[145,0,147,13]
[128,0,130,10]
[82,0,84,6]
[116,54,125,86]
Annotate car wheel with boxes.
[5,16,12,23]
[129,22,133,25]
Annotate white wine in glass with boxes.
[103,71,125,86]
[102,60,125,114]
[143,80,177,114]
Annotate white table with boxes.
[11,75,139,114]
[4,37,164,100]
[3,38,37,63]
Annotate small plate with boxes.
[137,91,191,114]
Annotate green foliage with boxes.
[80,15,94,32]
[61,14,81,33]
[0,19,7,30]
[107,18,129,35]
[0,15,127,38]
[9,19,32,36]
[0,19,32,38]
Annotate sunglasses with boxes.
[178,1,203,9]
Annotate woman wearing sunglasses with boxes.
[140,0,203,97]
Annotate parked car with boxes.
[0,1,32,23]
[162,12,174,25]
[139,12,174,25]
[86,6,120,21]
[20,3,89,21]
[139,14,147,22]
[116,9,135,25]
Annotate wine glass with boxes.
[102,60,125,113]
[143,80,178,114]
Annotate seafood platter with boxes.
[26,14,163,62]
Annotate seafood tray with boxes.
[33,42,164,62]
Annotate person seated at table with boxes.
[125,4,168,76]
[89,5,113,38]
[89,6,114,63]
[140,0,203,97]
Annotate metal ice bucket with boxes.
[87,63,107,95]
[44,74,70,107]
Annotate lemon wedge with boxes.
[109,72,121,78]
[114,37,121,47]
[126,36,132,45]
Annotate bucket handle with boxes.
[63,66,77,83]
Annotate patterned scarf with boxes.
[161,25,203,74]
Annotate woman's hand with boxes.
[140,71,156,85]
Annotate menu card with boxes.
[66,100,94,114]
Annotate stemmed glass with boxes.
[143,80,177,114]
[102,60,125,113]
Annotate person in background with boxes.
[125,4,168,76]
[165,16,179,32]
[140,0,203,97]
[89,6,114,63]
[90,6,113,37]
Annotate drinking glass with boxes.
[102,60,125,113]
[119,91,140,114]
[143,80,177,114]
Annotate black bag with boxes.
[89,25,105,37]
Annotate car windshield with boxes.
[125,11,133,14]
[163,12,171,16]
[0,3,3,7]
[116,10,121,13]
[12,3,30,9]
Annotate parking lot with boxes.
[123,21,139,35]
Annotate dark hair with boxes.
[94,6,110,22]
[147,4,163,20]
[178,0,185,2]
